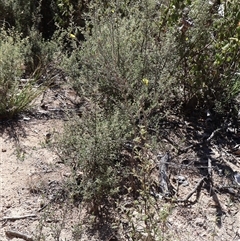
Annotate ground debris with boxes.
[0,214,37,222]
[5,230,33,241]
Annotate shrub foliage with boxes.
[0,28,45,119]
[58,0,240,227]
[0,0,239,239]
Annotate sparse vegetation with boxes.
[0,0,240,240]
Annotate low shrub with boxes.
[0,28,53,119]
[174,0,240,114]
[58,107,133,212]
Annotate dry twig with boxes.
[0,214,37,222]
[5,230,33,241]
[158,152,172,195]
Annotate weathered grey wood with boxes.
[158,152,171,196]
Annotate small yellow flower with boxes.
[142,78,149,86]
[69,33,76,39]
[111,9,115,13]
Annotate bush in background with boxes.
[0,27,56,119]
[174,0,240,114]
[0,0,39,35]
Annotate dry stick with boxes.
[176,177,206,203]
[10,166,19,174]
[158,153,171,195]
[207,157,214,197]
[208,158,212,179]
[5,230,33,241]
[175,178,180,198]
[206,128,222,142]
[0,214,37,222]
[38,201,52,212]
[207,157,222,209]
[211,188,222,208]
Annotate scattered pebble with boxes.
[23,116,31,121]
[175,175,189,186]
[195,217,205,227]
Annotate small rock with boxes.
[39,201,45,209]
[177,176,186,183]
[23,116,31,121]
[45,133,51,143]
[176,176,189,186]
[195,217,205,227]
[5,203,12,209]
[234,172,240,185]
[182,180,189,186]
[218,169,224,176]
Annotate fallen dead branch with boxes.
[176,177,206,203]
[5,230,33,241]
[179,127,222,153]
[206,128,222,142]
[0,214,37,222]
[158,152,172,196]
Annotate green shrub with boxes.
[24,29,59,74]
[173,0,240,113]
[58,108,133,211]
[57,4,175,240]
[58,0,240,201]
[62,0,179,127]
[57,0,240,238]
[0,0,61,75]
[0,28,48,119]
[0,0,39,35]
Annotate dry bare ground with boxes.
[1,82,240,241]
[0,84,81,241]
